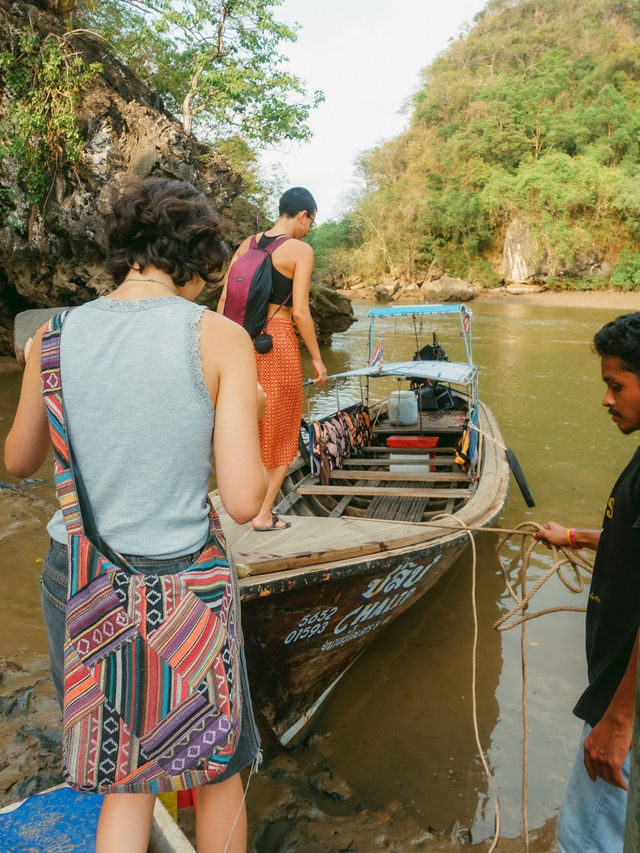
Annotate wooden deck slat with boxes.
[329,469,469,482]
[341,457,456,468]
[361,445,457,454]
[297,485,471,498]
[365,478,432,522]
[210,506,449,575]
[274,473,314,514]
[328,479,369,518]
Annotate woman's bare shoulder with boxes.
[200,308,252,347]
[278,237,313,259]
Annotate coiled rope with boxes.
[429,515,594,852]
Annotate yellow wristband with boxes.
[565,527,572,545]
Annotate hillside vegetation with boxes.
[312,0,640,288]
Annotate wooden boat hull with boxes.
[240,533,470,745]
[235,401,509,745]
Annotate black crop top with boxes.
[258,233,293,304]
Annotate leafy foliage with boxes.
[70,0,323,144]
[328,0,640,286]
[306,219,359,279]
[612,250,640,290]
[0,29,101,204]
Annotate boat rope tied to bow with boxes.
[427,515,594,853]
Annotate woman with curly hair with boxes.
[5,176,266,852]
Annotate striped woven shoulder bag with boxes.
[40,311,242,793]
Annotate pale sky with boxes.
[261,0,489,223]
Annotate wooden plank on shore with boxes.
[297,485,471,498]
[329,469,469,483]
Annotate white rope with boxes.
[433,514,501,851]
[431,516,594,851]
[222,750,263,853]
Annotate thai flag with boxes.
[369,340,384,372]
[463,307,473,333]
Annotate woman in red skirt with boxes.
[218,187,327,530]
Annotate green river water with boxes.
[0,295,636,846]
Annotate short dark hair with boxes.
[104,177,229,287]
[279,187,317,218]
[594,312,640,377]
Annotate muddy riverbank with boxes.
[0,649,556,851]
[474,288,640,310]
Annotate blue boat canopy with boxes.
[325,359,478,387]
[367,304,469,318]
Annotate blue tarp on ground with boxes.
[0,784,103,852]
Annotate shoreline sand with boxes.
[473,288,640,310]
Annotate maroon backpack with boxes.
[223,234,290,338]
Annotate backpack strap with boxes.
[254,233,291,255]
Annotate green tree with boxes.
[0,29,102,205]
[306,220,357,279]
[71,0,323,144]
[330,0,640,287]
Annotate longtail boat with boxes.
[214,304,514,745]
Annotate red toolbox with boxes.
[386,436,440,449]
[386,435,439,472]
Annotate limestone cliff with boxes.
[0,0,245,354]
[0,0,354,356]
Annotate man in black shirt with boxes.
[534,312,640,853]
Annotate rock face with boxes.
[339,273,477,305]
[309,282,356,344]
[501,218,544,283]
[501,217,605,283]
[421,276,475,303]
[0,0,246,354]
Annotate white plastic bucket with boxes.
[388,390,418,425]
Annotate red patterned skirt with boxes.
[255,317,303,470]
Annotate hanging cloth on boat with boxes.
[455,424,472,472]
[308,404,372,477]
[455,410,479,474]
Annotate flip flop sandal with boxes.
[252,512,291,532]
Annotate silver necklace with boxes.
[122,277,177,295]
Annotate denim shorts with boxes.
[41,538,261,784]
[556,722,629,853]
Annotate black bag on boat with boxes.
[412,333,448,369]
[417,383,455,411]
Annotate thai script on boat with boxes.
[320,556,443,651]
[360,563,433,600]
[282,558,442,649]
[319,622,378,651]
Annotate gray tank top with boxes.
[46,296,215,558]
